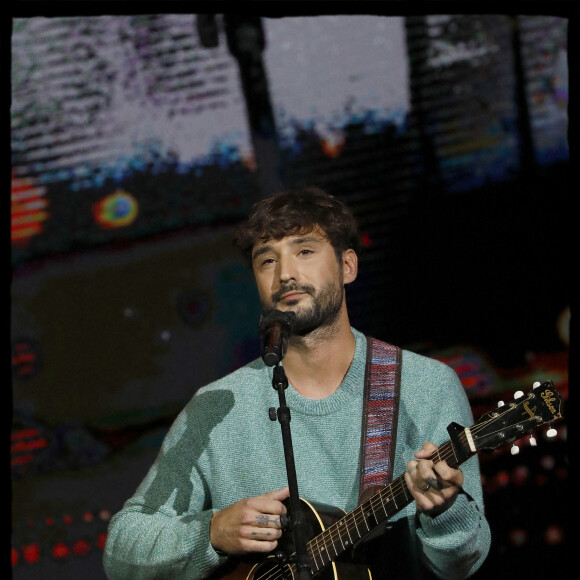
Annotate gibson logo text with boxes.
[541,389,559,417]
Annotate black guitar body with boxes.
[249,498,371,580]
[252,558,370,580]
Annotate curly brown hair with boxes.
[235,186,361,266]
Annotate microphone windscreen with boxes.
[259,311,296,366]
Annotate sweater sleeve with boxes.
[415,488,490,579]
[400,354,491,579]
[103,390,233,580]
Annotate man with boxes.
[104,187,491,579]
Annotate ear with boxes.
[341,249,358,285]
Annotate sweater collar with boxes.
[271,328,367,416]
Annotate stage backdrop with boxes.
[11,13,570,579]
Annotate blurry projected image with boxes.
[262,15,568,194]
[11,15,260,265]
[263,16,411,153]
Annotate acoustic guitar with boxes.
[210,380,563,580]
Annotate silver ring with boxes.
[408,465,418,474]
[422,483,430,492]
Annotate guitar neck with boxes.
[306,430,474,575]
[265,381,563,578]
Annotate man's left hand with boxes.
[404,441,464,517]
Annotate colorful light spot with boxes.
[52,542,70,560]
[93,190,138,229]
[73,540,91,557]
[509,528,528,547]
[22,543,40,564]
[11,171,49,244]
[544,524,564,546]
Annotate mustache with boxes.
[271,283,315,303]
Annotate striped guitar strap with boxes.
[358,338,402,505]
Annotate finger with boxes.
[422,476,441,492]
[404,468,424,495]
[433,461,464,487]
[244,525,283,542]
[251,487,289,501]
[268,486,290,501]
[246,488,290,530]
[406,459,419,474]
[414,441,437,459]
[239,536,281,554]
[270,487,290,512]
[415,456,435,482]
[252,500,288,520]
[408,459,439,495]
[254,513,283,528]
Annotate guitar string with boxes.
[315,411,542,557]
[291,433,469,572]
[299,414,535,570]
[251,438,464,580]
[306,441,459,563]
[254,412,538,580]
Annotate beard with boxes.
[266,278,344,337]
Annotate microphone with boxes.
[259,310,296,367]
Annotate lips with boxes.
[281,291,304,301]
[272,284,315,305]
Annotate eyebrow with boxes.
[251,235,323,262]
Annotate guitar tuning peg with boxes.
[514,391,524,399]
[532,381,541,389]
[546,427,557,438]
[511,443,520,455]
[529,435,537,446]
[497,400,505,408]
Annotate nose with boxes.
[277,253,297,286]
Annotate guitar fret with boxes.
[344,517,355,546]
[440,440,461,469]
[362,502,376,532]
[325,528,340,559]
[449,440,459,465]
[319,544,330,569]
[337,520,347,550]
[371,497,383,522]
[320,535,333,565]
[309,535,328,570]
[350,507,364,539]
[363,511,371,532]
[311,547,323,572]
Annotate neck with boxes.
[282,310,356,399]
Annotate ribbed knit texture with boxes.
[104,329,490,579]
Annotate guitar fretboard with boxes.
[306,434,468,574]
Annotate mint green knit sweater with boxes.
[104,329,490,579]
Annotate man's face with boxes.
[251,229,346,335]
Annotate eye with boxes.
[298,248,313,256]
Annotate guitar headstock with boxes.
[471,380,563,452]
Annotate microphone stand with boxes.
[270,363,312,579]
